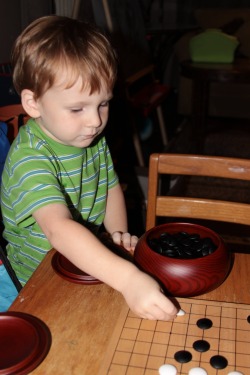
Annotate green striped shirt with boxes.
[1,119,118,285]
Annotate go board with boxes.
[100,298,250,375]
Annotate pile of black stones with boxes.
[147,231,217,259]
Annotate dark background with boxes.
[1,1,250,240]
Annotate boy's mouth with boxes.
[83,133,98,139]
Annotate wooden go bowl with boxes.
[134,222,232,297]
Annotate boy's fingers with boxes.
[122,234,138,249]
[111,232,138,250]
[136,305,177,321]
[130,235,139,248]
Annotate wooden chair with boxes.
[100,2,171,166]
[146,153,250,239]
[125,65,171,167]
[0,104,29,142]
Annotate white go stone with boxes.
[188,367,208,375]
[227,372,244,375]
[177,309,185,316]
[159,364,177,375]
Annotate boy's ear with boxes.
[21,89,41,118]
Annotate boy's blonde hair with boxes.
[12,15,117,98]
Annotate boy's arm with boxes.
[32,203,177,320]
[104,183,128,233]
[104,183,138,250]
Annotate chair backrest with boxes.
[146,153,250,230]
[0,104,29,142]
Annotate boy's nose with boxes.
[86,111,102,128]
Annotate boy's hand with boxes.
[120,268,178,321]
[111,231,138,251]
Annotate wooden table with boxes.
[181,58,250,151]
[9,249,250,374]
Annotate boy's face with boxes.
[33,73,113,148]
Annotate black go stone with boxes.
[174,350,192,363]
[196,318,213,330]
[147,231,217,259]
[210,355,228,369]
[247,315,250,324]
[193,339,210,352]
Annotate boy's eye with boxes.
[100,101,109,108]
[71,108,82,113]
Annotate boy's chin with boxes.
[71,136,100,148]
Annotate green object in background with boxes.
[189,28,239,63]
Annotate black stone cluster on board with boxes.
[174,316,250,370]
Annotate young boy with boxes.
[0,15,177,319]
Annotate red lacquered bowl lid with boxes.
[51,251,102,285]
[0,312,51,375]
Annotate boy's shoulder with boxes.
[7,119,63,167]
[13,118,45,150]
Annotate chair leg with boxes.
[132,130,145,167]
[0,246,22,292]
[156,105,168,146]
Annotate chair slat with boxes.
[146,153,250,230]
[156,197,250,226]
